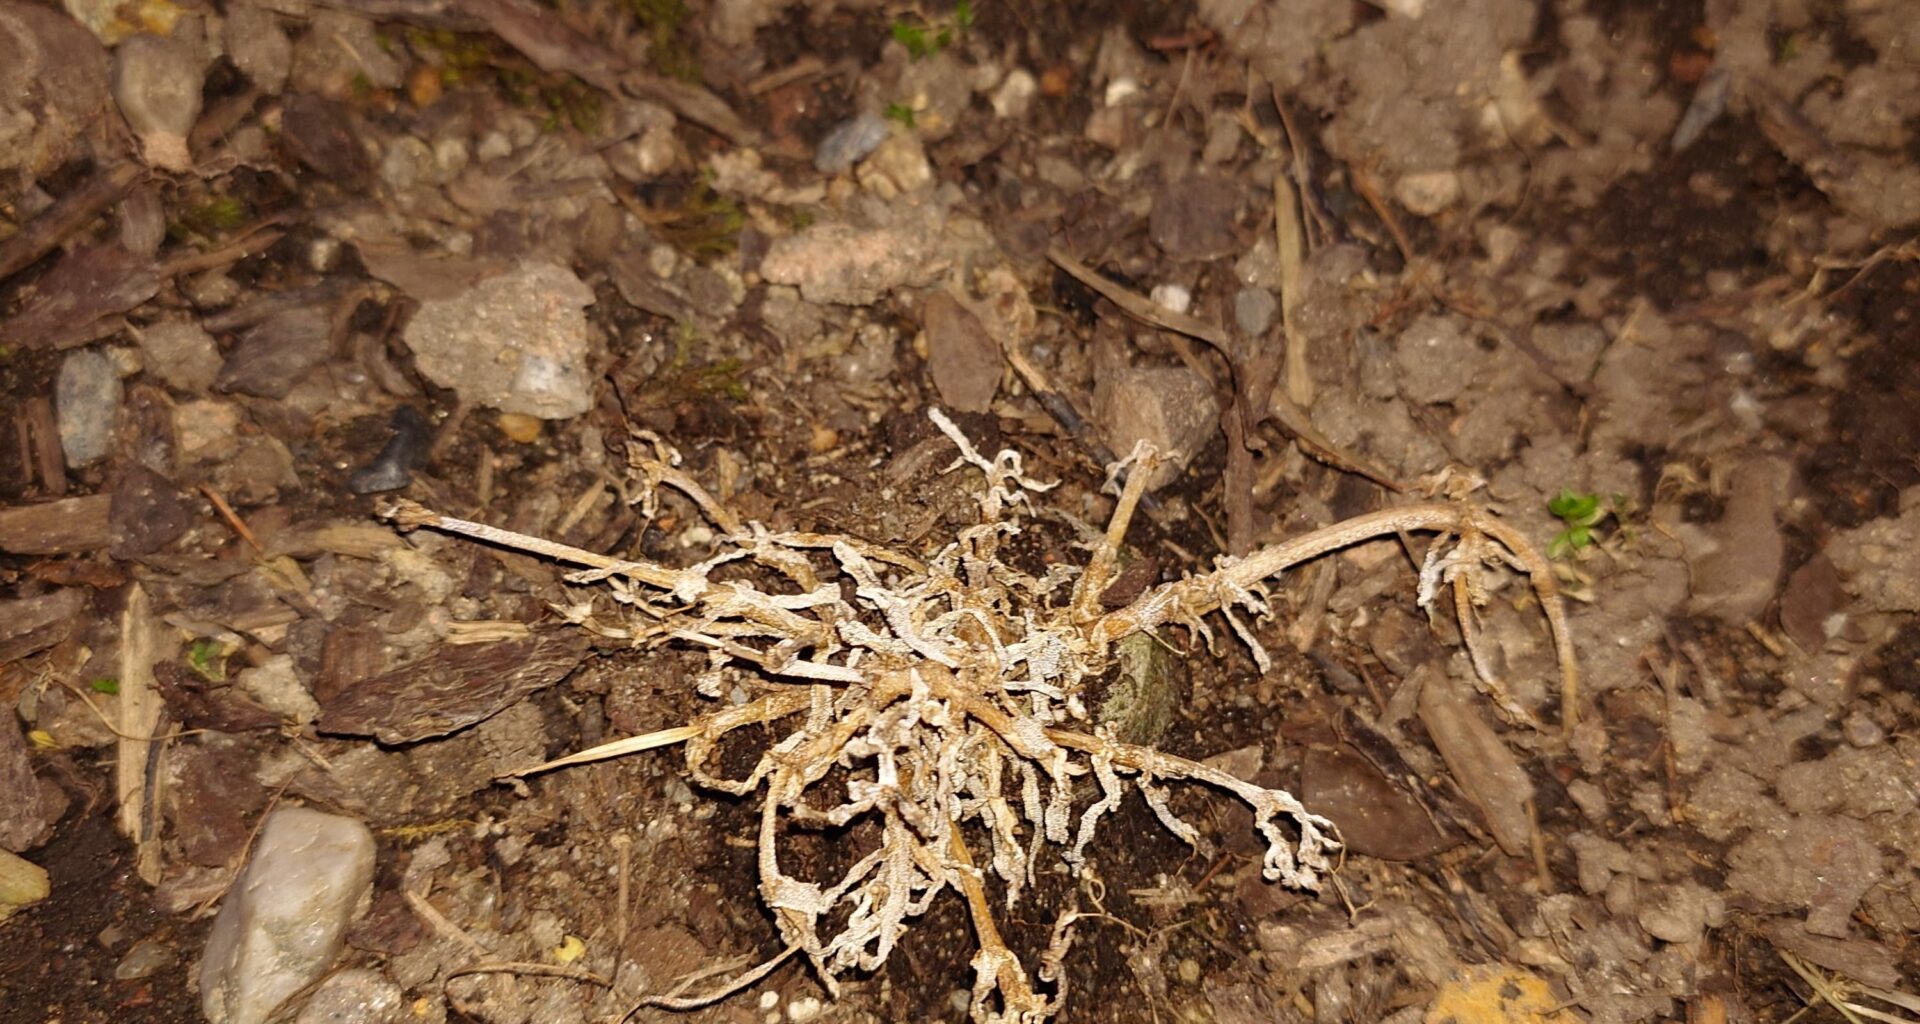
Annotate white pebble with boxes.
[1149,283,1192,315]
[788,996,823,1022]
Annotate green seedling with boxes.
[891,0,972,60]
[883,102,917,127]
[89,678,120,695]
[186,639,231,682]
[1546,489,1609,558]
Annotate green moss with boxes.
[627,0,701,82]
[654,177,745,258]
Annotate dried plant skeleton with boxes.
[381,409,1578,1023]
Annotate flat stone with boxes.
[218,307,331,399]
[293,967,403,1024]
[922,291,1000,413]
[200,807,376,1024]
[1092,365,1219,489]
[1682,456,1794,623]
[760,200,951,306]
[401,261,597,419]
[138,317,224,392]
[56,348,121,467]
[1149,175,1245,261]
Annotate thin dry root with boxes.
[397,410,1578,1022]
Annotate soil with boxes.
[3,1,1919,1023]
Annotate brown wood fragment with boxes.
[23,398,65,497]
[1415,663,1534,857]
[0,494,113,555]
[117,584,165,884]
[0,161,143,284]
[319,629,592,744]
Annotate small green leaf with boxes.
[1547,489,1601,524]
[187,639,229,682]
[953,0,974,29]
[90,677,120,695]
[884,102,917,126]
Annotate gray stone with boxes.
[1826,486,1920,613]
[137,317,223,392]
[1233,287,1277,337]
[112,32,205,171]
[814,111,889,174]
[1393,314,1483,406]
[56,348,121,467]
[223,2,291,93]
[200,807,376,1024]
[293,967,403,1024]
[401,261,597,419]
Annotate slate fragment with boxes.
[1300,744,1455,861]
[0,715,67,852]
[923,291,1001,413]
[217,306,332,399]
[319,630,591,743]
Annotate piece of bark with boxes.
[23,397,65,496]
[319,629,591,743]
[108,464,192,559]
[0,589,87,664]
[1416,662,1533,857]
[152,661,281,734]
[0,494,112,554]
[0,243,160,352]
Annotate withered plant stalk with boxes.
[382,409,1577,1023]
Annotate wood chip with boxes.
[0,494,112,555]
[319,629,592,744]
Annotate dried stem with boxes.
[384,409,1578,1021]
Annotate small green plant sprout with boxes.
[186,639,231,682]
[381,411,1579,1022]
[1546,488,1611,559]
[89,678,120,695]
[891,0,973,60]
[883,102,917,127]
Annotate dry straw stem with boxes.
[381,410,1577,1023]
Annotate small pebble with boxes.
[808,424,839,454]
[1149,283,1191,315]
[814,111,890,174]
[408,63,443,107]
[787,996,822,1022]
[1178,958,1201,985]
[498,412,542,443]
[757,991,780,1011]
[1842,712,1885,747]
[948,989,972,1014]
[1105,77,1141,106]
[991,68,1037,119]
[1234,287,1278,336]
[113,935,176,980]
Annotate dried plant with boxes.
[381,410,1578,1023]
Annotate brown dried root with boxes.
[380,409,1577,1023]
